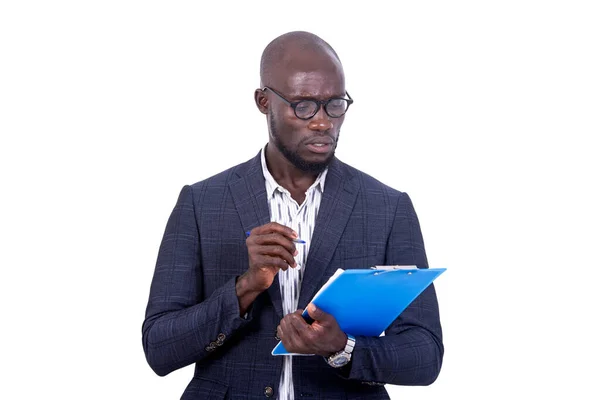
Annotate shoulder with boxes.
[336,159,406,199]
[169,153,261,207]
[337,160,422,228]
[187,153,261,190]
[334,159,416,218]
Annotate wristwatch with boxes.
[326,334,355,368]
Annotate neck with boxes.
[265,143,318,192]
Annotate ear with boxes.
[254,88,268,115]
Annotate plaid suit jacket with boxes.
[142,152,443,399]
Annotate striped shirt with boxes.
[260,147,327,400]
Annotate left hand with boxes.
[277,304,347,357]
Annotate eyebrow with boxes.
[290,92,346,100]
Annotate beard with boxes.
[269,114,338,174]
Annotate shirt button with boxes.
[264,386,274,397]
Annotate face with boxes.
[261,56,346,173]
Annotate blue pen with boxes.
[245,230,306,244]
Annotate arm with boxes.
[142,186,299,376]
[276,192,443,385]
[344,192,444,385]
[141,185,252,376]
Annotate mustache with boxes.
[302,133,339,145]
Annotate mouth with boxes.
[305,142,333,154]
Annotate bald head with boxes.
[259,31,343,88]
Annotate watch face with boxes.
[331,354,349,367]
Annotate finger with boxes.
[256,244,297,267]
[253,233,298,256]
[247,233,297,258]
[287,313,320,352]
[256,250,295,270]
[265,222,299,239]
[253,222,298,240]
[257,255,291,271]
[306,303,331,323]
[279,315,303,350]
[288,312,311,335]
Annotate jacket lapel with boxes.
[228,153,271,231]
[228,152,284,318]
[298,158,359,311]
[228,154,359,318]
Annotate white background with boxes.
[1,1,599,399]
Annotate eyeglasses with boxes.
[262,86,353,120]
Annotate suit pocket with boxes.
[181,377,228,400]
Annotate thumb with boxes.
[306,303,329,322]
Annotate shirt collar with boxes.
[260,145,328,198]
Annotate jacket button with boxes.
[264,386,274,397]
[216,333,226,345]
[205,342,216,352]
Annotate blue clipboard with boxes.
[272,266,446,355]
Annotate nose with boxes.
[308,106,333,132]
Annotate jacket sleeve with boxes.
[141,185,252,376]
[342,192,444,386]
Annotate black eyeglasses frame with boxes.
[262,86,353,120]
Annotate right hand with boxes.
[242,222,299,292]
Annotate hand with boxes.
[235,222,298,315]
[277,304,347,357]
[241,222,299,292]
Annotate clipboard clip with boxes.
[370,265,418,275]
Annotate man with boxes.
[142,31,443,399]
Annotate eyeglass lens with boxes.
[295,99,349,119]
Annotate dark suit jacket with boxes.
[142,152,443,399]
